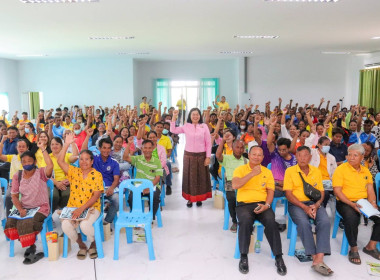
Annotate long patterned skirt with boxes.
[182,151,212,202]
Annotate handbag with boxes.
[298,172,321,202]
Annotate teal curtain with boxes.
[200,78,219,111]
[29,92,40,119]
[154,79,170,109]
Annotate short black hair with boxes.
[277,138,291,148]
[20,151,36,161]
[51,137,63,146]
[22,112,28,115]
[56,108,62,112]
[99,137,113,148]
[364,119,374,126]
[80,149,94,161]
[142,139,154,147]
[318,136,330,145]
[296,145,311,153]
[186,108,203,124]
[147,131,158,138]
[7,126,18,132]
[332,127,344,137]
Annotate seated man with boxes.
[232,145,286,276]
[333,144,380,265]
[216,139,246,233]
[124,139,163,220]
[284,146,332,276]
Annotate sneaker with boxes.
[239,256,249,274]
[196,201,202,207]
[166,186,172,195]
[230,223,237,233]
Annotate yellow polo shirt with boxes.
[158,135,172,154]
[332,162,372,201]
[318,154,330,180]
[217,101,230,111]
[283,165,324,202]
[233,164,274,203]
[140,102,149,114]
[62,122,73,130]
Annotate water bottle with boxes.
[254,240,261,253]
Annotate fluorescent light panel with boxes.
[16,54,48,57]
[234,35,279,39]
[371,37,380,40]
[220,51,253,54]
[20,0,99,3]
[265,0,339,2]
[89,36,135,40]
[118,52,150,55]
[321,51,351,55]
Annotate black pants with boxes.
[226,191,237,224]
[236,201,283,256]
[0,162,10,181]
[336,201,380,247]
[322,190,334,208]
[5,187,12,217]
[128,189,161,219]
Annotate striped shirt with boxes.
[130,155,163,188]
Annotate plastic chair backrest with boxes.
[375,173,380,205]
[1,177,8,206]
[118,179,153,217]
[47,179,54,214]
[220,167,225,192]
[267,163,271,170]
[88,146,100,155]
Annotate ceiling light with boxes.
[371,37,380,40]
[89,36,135,40]
[265,0,339,2]
[321,51,351,55]
[118,52,150,55]
[220,51,253,54]
[234,35,279,39]
[20,0,99,3]
[16,54,48,57]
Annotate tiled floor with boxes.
[0,141,377,279]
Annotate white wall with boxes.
[18,58,134,111]
[246,52,352,109]
[134,59,239,108]
[0,58,19,114]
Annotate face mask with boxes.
[23,164,36,171]
[240,126,246,130]
[24,128,30,134]
[362,117,367,121]
[74,129,81,135]
[321,146,330,154]
[162,129,169,135]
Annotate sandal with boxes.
[348,250,361,265]
[311,262,333,276]
[88,248,98,259]
[24,246,36,258]
[23,252,44,265]
[363,247,380,260]
[77,249,87,260]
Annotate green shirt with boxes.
[131,155,163,189]
[219,154,247,181]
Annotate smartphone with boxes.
[254,205,262,212]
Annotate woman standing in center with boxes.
[171,108,212,207]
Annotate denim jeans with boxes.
[104,192,119,223]
[288,201,331,256]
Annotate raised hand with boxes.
[87,127,94,136]
[173,110,179,117]
[254,114,261,123]
[65,131,76,144]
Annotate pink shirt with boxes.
[170,121,212,157]
[11,168,50,216]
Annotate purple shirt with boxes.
[261,141,271,167]
[270,149,297,181]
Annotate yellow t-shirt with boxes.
[158,135,173,154]
[283,165,324,202]
[233,164,275,203]
[217,101,229,111]
[318,154,330,180]
[36,149,47,168]
[50,153,72,181]
[66,165,104,211]
[62,123,73,130]
[6,154,22,179]
[332,162,373,201]
[176,99,186,110]
[140,102,149,114]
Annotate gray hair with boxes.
[348,144,365,155]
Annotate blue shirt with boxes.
[329,142,348,163]
[93,154,120,186]
[2,138,18,155]
[52,125,65,138]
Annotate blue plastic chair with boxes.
[375,173,380,207]
[9,179,54,258]
[62,193,105,259]
[160,181,166,207]
[271,197,288,216]
[114,179,156,260]
[1,178,8,239]
[88,145,100,155]
[170,149,176,163]
[331,211,349,256]
[267,163,272,170]
[234,221,274,259]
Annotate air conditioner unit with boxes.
[365,62,380,68]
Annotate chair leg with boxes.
[340,231,349,256]
[257,225,264,242]
[47,217,53,232]
[287,216,292,239]
[126,227,133,244]
[145,226,156,261]
[284,200,288,216]
[113,225,120,260]
[9,240,14,257]
[332,214,340,239]
[100,220,105,242]
[234,226,240,259]
[223,197,229,230]
[160,184,165,207]
[156,208,163,228]
[41,221,49,258]
[271,198,277,216]
[94,223,104,259]
[288,221,297,257]
[63,234,68,258]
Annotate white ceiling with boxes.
[0,0,380,60]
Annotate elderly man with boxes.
[232,145,286,276]
[333,144,380,265]
[284,146,332,276]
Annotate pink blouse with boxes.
[170,121,212,157]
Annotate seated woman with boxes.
[57,132,104,260]
[4,145,53,265]
[19,122,37,143]
[50,137,79,211]
[31,131,51,168]
[333,144,380,265]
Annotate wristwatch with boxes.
[265,203,271,208]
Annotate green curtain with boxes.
[200,78,219,111]
[29,92,40,119]
[359,68,380,112]
[154,79,170,109]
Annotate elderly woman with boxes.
[4,143,53,265]
[333,144,380,265]
[57,132,104,260]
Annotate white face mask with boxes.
[240,125,246,130]
[321,146,330,154]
